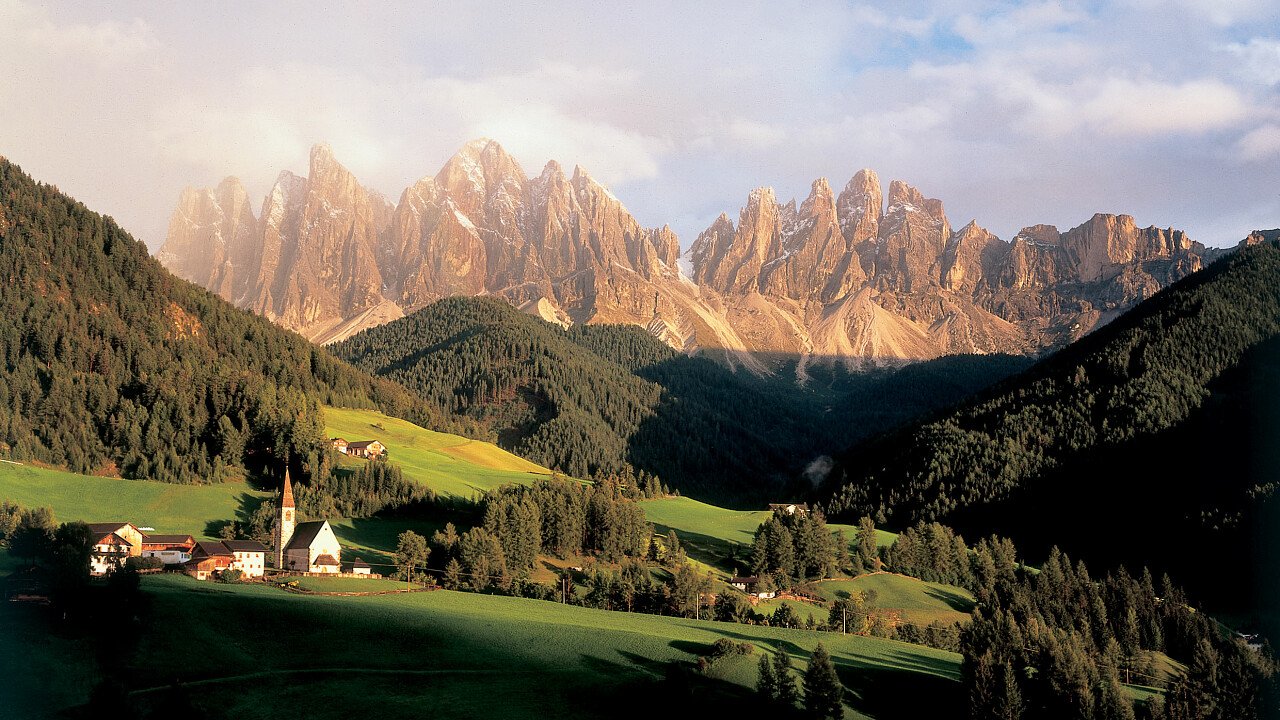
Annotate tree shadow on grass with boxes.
[649,522,748,575]
[924,584,975,613]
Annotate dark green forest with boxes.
[822,239,1280,621]
[0,158,470,486]
[331,296,1028,505]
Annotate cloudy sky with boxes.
[1,0,1277,251]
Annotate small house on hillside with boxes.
[767,503,809,517]
[345,440,384,459]
[186,541,234,580]
[140,534,195,565]
[729,576,776,599]
[331,438,349,454]
[221,540,267,578]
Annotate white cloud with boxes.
[1076,77,1251,136]
[725,119,787,149]
[1237,124,1280,161]
[1224,38,1280,86]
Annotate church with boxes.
[272,470,342,574]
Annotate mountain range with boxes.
[158,139,1223,375]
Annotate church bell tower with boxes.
[273,469,296,569]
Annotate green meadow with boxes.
[0,462,266,537]
[638,496,896,578]
[800,574,976,627]
[3,574,964,720]
[324,406,551,498]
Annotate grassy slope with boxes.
[805,575,976,626]
[324,406,550,498]
[0,462,266,536]
[113,575,959,720]
[638,496,896,578]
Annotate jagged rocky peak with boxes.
[1014,224,1061,245]
[160,140,1218,370]
[157,176,257,301]
[941,220,1003,293]
[798,177,836,222]
[836,169,883,243]
[886,179,944,220]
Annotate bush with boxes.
[124,556,164,572]
[216,568,243,584]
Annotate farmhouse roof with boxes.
[91,531,133,548]
[285,521,329,551]
[141,533,194,545]
[346,440,380,450]
[221,540,267,553]
[313,554,340,566]
[193,541,233,557]
[346,558,370,569]
[87,522,138,536]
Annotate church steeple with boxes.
[273,468,297,570]
[280,468,295,509]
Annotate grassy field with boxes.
[324,406,551,497]
[3,574,965,720]
[0,462,267,537]
[287,576,409,593]
[802,574,976,627]
[638,496,896,578]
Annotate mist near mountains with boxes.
[159,138,1225,376]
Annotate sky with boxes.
[1,0,1277,252]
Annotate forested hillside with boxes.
[331,297,1029,505]
[822,238,1280,614]
[0,158,467,485]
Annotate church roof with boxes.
[285,521,329,551]
[280,469,295,509]
[313,554,340,566]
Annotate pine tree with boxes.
[1095,671,1136,720]
[803,643,843,719]
[757,652,779,702]
[395,530,430,583]
[442,558,463,590]
[774,649,798,707]
[993,661,1024,720]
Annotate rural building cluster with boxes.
[86,471,373,581]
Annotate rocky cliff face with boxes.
[159,139,1221,375]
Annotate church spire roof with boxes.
[280,468,295,509]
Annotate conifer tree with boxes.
[757,652,778,702]
[803,643,843,719]
[993,661,1024,720]
[774,649,798,707]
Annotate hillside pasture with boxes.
[803,574,976,627]
[324,406,551,498]
[0,462,266,537]
[105,575,963,720]
[639,496,896,577]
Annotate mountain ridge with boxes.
[159,139,1226,375]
